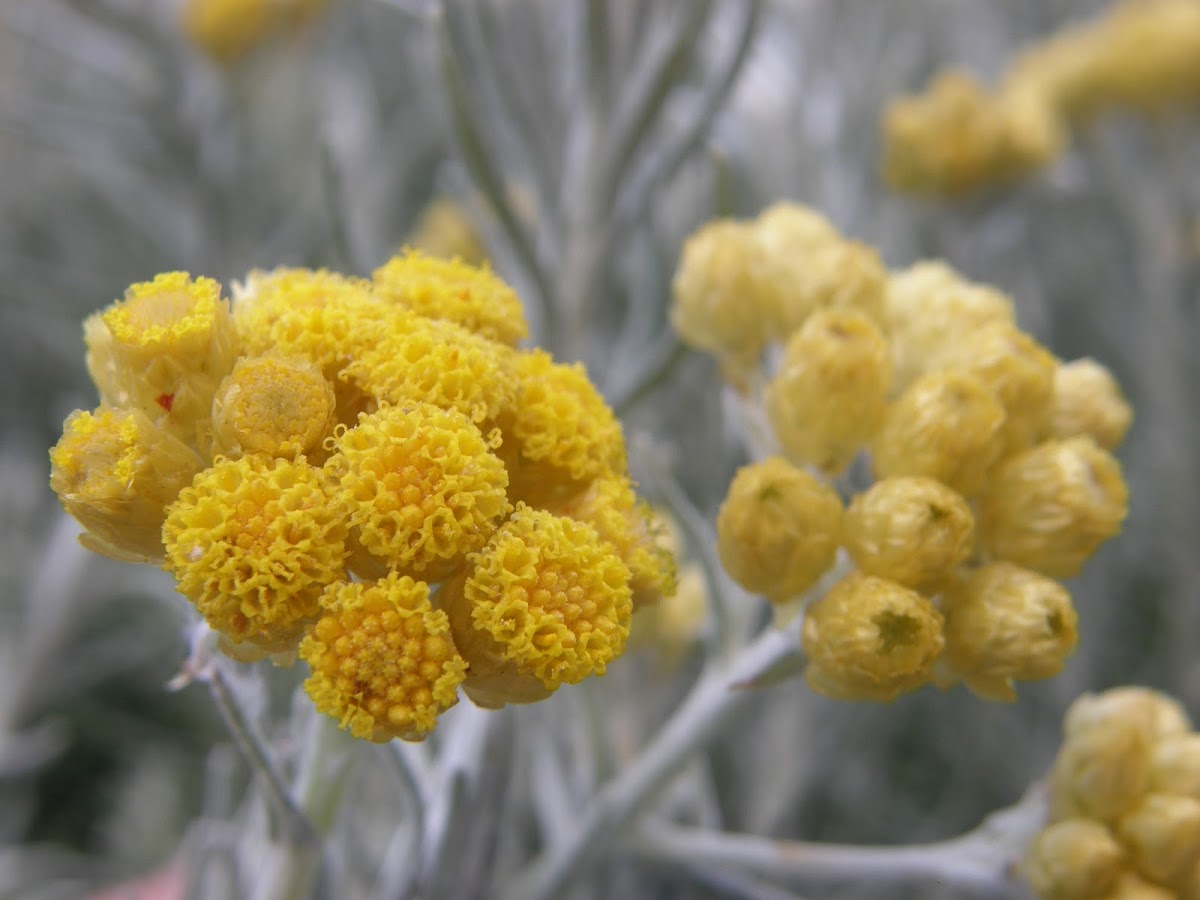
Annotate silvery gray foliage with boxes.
[1,0,1196,898]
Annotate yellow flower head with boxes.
[163,455,349,652]
[1022,818,1124,900]
[716,457,843,603]
[183,0,330,63]
[1066,687,1192,744]
[301,574,467,742]
[802,572,945,702]
[327,402,510,581]
[1116,793,1200,886]
[92,272,239,449]
[871,370,1007,498]
[1103,871,1176,900]
[765,308,892,474]
[1049,358,1134,450]
[50,407,204,562]
[1052,702,1154,822]
[884,261,1016,390]
[499,350,626,507]
[444,505,632,707]
[343,315,517,425]
[1151,735,1200,800]
[940,562,1078,702]
[211,354,337,460]
[977,436,1129,578]
[768,240,887,338]
[630,563,709,665]
[406,198,487,266]
[373,249,528,346]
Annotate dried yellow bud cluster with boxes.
[883,0,1200,196]
[51,253,676,740]
[679,204,1132,704]
[1025,687,1200,899]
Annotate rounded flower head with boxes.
[211,354,336,460]
[406,198,487,266]
[977,436,1129,578]
[163,456,349,652]
[301,574,467,742]
[343,316,517,426]
[1049,358,1133,450]
[769,240,887,337]
[716,457,842,603]
[443,505,633,708]
[499,350,626,507]
[183,0,328,63]
[1066,688,1192,744]
[1115,793,1200,885]
[1151,735,1200,800]
[1052,707,1153,822]
[940,562,1078,702]
[372,249,528,346]
[871,370,1007,498]
[802,572,945,702]
[92,271,239,449]
[1104,871,1176,900]
[755,202,839,254]
[843,476,974,592]
[884,262,1015,391]
[50,407,204,562]
[328,402,510,582]
[1022,818,1124,900]
[765,308,892,474]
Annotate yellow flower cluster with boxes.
[50,252,676,740]
[883,0,1200,196]
[1025,687,1200,899]
[182,0,332,63]
[678,204,1132,703]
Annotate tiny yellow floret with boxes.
[1151,735,1200,800]
[1022,818,1125,900]
[1052,705,1153,822]
[301,574,467,742]
[1115,793,1200,885]
[212,354,336,459]
[1049,358,1133,450]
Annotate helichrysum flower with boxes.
[842,476,974,592]
[716,457,842,604]
[1150,735,1200,799]
[88,271,239,450]
[1115,793,1200,885]
[870,370,1007,498]
[443,505,632,709]
[373,249,528,346]
[499,350,626,507]
[163,455,349,652]
[883,261,1015,390]
[301,574,467,742]
[940,562,1078,702]
[977,436,1129,578]
[1066,688,1192,744]
[1049,358,1133,450]
[327,402,510,582]
[50,407,204,562]
[211,354,337,460]
[802,572,945,702]
[1052,705,1153,821]
[1104,871,1175,900]
[183,0,329,63]
[406,198,488,266]
[765,308,892,474]
[1022,818,1125,900]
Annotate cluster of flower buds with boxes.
[50,253,676,741]
[883,0,1200,196]
[1024,687,1200,899]
[673,202,1131,703]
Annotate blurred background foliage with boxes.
[1,0,1198,897]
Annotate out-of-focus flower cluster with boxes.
[883,0,1200,195]
[1024,687,1200,900]
[672,202,1131,703]
[49,254,676,741]
[182,0,333,63]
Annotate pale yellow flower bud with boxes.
[871,370,1007,498]
[1022,818,1124,900]
[977,436,1129,578]
[754,202,839,254]
[1053,704,1153,821]
[884,261,1015,390]
[941,562,1078,702]
[765,309,892,474]
[802,572,944,702]
[842,476,974,591]
[211,354,337,460]
[1066,688,1192,744]
[764,237,887,336]
[1049,358,1133,450]
[406,198,487,266]
[1151,736,1200,801]
[1104,870,1177,900]
[716,457,843,603]
[1115,793,1200,885]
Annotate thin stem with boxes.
[503,627,802,900]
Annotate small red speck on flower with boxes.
[156,393,175,412]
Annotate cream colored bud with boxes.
[1151,736,1200,802]
[1053,708,1152,821]
[1115,793,1200,885]
[1104,870,1177,900]
[1049,358,1133,450]
[842,477,974,591]
[768,239,887,336]
[766,309,892,474]
[941,562,1078,702]
[802,572,944,702]
[1022,818,1124,900]
[978,436,1129,578]
[716,457,842,603]
[1066,688,1192,744]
